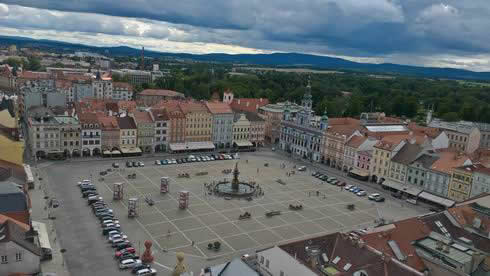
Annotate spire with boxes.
[302,75,312,110]
[322,109,328,121]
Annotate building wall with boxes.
[73,82,93,102]
[29,121,61,156]
[344,145,356,170]
[480,130,490,148]
[407,162,430,190]
[113,87,133,101]
[280,124,323,162]
[432,132,449,150]
[169,117,185,143]
[120,129,137,147]
[422,169,451,197]
[81,125,101,155]
[448,169,473,202]
[137,122,154,152]
[101,129,119,150]
[211,113,234,148]
[259,109,282,143]
[92,80,113,100]
[389,161,408,184]
[470,171,490,197]
[154,119,169,151]
[233,114,250,142]
[60,124,81,155]
[256,247,316,276]
[249,120,265,146]
[0,241,40,276]
[467,128,481,154]
[185,111,212,142]
[356,151,372,175]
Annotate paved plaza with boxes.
[95,151,423,260]
[41,150,428,275]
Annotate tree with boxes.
[26,56,41,71]
[441,112,460,122]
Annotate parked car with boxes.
[132,264,151,274]
[119,259,142,270]
[112,162,120,168]
[368,193,381,200]
[103,226,120,235]
[154,160,161,165]
[374,196,385,202]
[160,160,167,165]
[119,253,140,261]
[126,161,132,168]
[356,190,367,196]
[337,181,346,186]
[171,159,177,164]
[112,240,131,248]
[312,171,320,177]
[115,242,133,251]
[115,247,136,258]
[298,166,307,171]
[132,161,138,167]
[345,184,353,190]
[82,190,98,198]
[108,234,127,243]
[136,268,157,276]
[138,162,144,167]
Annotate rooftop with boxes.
[391,143,422,165]
[430,150,471,174]
[429,119,476,135]
[0,219,41,256]
[139,89,184,98]
[133,110,153,124]
[205,101,233,114]
[150,108,169,121]
[345,135,367,149]
[179,101,209,114]
[116,116,137,129]
[54,116,79,125]
[230,97,269,113]
[0,181,28,213]
[365,125,408,132]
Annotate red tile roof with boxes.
[19,71,51,80]
[179,101,209,114]
[362,217,431,271]
[374,135,408,151]
[117,101,136,113]
[229,98,269,113]
[140,89,184,98]
[97,115,119,130]
[78,112,99,125]
[150,108,169,121]
[431,151,471,174]
[153,100,185,119]
[0,214,29,231]
[346,135,367,148]
[133,111,153,124]
[205,101,233,114]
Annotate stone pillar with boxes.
[172,252,187,276]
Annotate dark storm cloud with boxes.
[2,0,490,58]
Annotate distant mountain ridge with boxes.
[1,35,490,81]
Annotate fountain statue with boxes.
[232,162,240,191]
[141,240,154,264]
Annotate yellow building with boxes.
[370,135,407,184]
[448,164,479,202]
[233,113,250,144]
[179,101,212,142]
[0,135,24,166]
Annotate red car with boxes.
[337,181,346,186]
[115,247,136,258]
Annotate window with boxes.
[265,259,270,268]
[1,255,7,263]
[15,252,22,262]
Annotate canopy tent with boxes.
[169,142,215,152]
[382,179,422,196]
[418,192,455,208]
[349,168,369,177]
[234,140,253,147]
[120,147,142,154]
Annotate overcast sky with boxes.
[1,1,490,71]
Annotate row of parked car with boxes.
[311,171,385,202]
[312,171,346,186]
[154,153,238,165]
[77,179,157,275]
[125,161,145,168]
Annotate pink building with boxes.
[353,150,372,180]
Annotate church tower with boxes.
[296,76,313,126]
[320,109,329,130]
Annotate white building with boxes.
[79,113,102,156]
[150,108,169,152]
[92,72,113,99]
[113,82,133,100]
[0,220,41,276]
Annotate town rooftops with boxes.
[345,135,367,149]
[113,81,133,90]
[362,217,431,271]
[230,97,269,113]
[133,111,153,124]
[78,112,100,125]
[54,116,79,125]
[150,108,169,121]
[374,135,408,151]
[0,181,28,213]
[391,143,422,165]
[259,102,303,113]
[205,101,233,114]
[19,71,51,80]
[139,89,184,98]
[0,219,41,256]
[97,115,119,130]
[412,154,439,170]
[179,101,209,114]
[428,119,477,135]
[116,116,137,129]
[454,163,490,174]
[243,111,265,122]
[278,232,422,276]
[430,150,471,174]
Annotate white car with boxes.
[103,223,121,229]
[108,234,127,242]
[102,219,119,225]
[154,160,161,165]
[345,185,353,190]
[171,159,177,164]
[119,259,142,269]
[139,162,145,167]
[136,268,157,276]
[357,190,367,196]
[368,193,381,200]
